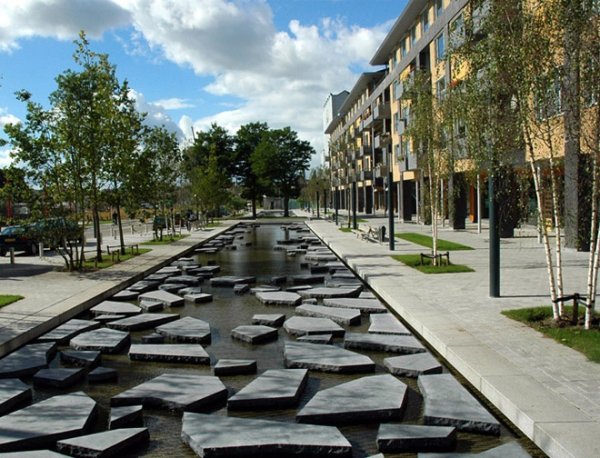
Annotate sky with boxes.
[0,0,409,169]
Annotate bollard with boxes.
[39,242,44,259]
[9,247,15,264]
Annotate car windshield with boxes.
[1,226,25,236]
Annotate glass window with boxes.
[401,38,407,58]
[421,11,430,33]
[410,26,417,45]
[435,0,444,19]
[436,34,445,61]
[436,76,447,100]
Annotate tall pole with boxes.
[316,191,320,219]
[352,181,358,230]
[489,169,500,297]
[388,166,395,250]
[335,187,339,225]
[477,174,482,234]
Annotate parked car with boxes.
[0,225,39,256]
[0,218,82,256]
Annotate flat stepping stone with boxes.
[145,273,173,282]
[155,266,181,275]
[70,328,130,354]
[165,275,201,286]
[309,264,329,273]
[418,442,531,458]
[270,276,287,284]
[184,293,213,303]
[284,316,345,337]
[231,325,278,344]
[57,427,149,457]
[93,314,126,323]
[418,373,501,435]
[298,286,362,299]
[111,373,227,411]
[284,341,375,373]
[304,253,338,262]
[158,283,188,294]
[359,291,376,299]
[107,313,179,331]
[210,276,255,287]
[127,280,159,293]
[138,300,164,312]
[0,342,56,378]
[139,290,184,307]
[286,285,313,292]
[228,369,308,410]
[322,297,387,313]
[88,367,118,384]
[155,317,211,343]
[109,405,143,429]
[213,359,257,376]
[38,319,101,344]
[197,265,220,274]
[369,313,411,335]
[90,301,141,316]
[111,290,139,301]
[129,344,210,364]
[60,350,101,368]
[384,353,443,377]
[234,284,250,294]
[33,368,86,388]
[0,379,32,416]
[251,314,285,327]
[302,298,318,304]
[181,413,352,457]
[344,333,426,354]
[296,304,361,326]
[290,274,325,285]
[255,291,301,306]
[141,333,165,344]
[297,334,333,345]
[377,424,456,453]
[0,451,68,457]
[0,392,96,452]
[297,374,407,424]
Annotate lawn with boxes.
[83,248,151,270]
[502,306,600,363]
[395,232,474,251]
[141,234,189,245]
[392,254,474,274]
[339,227,353,233]
[0,295,24,308]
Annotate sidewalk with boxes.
[302,212,600,458]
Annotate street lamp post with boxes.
[388,152,395,251]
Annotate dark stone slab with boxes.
[184,293,213,303]
[309,264,329,274]
[111,373,227,411]
[298,286,362,299]
[138,299,164,312]
[178,286,203,296]
[418,373,501,435]
[57,427,149,457]
[214,359,257,376]
[228,369,308,410]
[181,413,352,458]
[141,333,165,344]
[139,290,184,308]
[231,325,278,344]
[70,328,130,354]
[129,344,210,364]
[158,283,188,294]
[255,291,301,306]
[109,405,143,429]
[107,313,179,331]
[369,313,411,335]
[127,280,159,293]
[297,374,407,424]
[33,367,86,388]
[284,316,345,337]
[155,266,181,276]
[165,275,201,286]
[111,290,139,301]
[384,353,443,377]
[60,350,101,368]
[90,301,141,316]
[0,451,68,457]
[290,274,325,285]
[325,280,363,289]
[155,317,211,343]
[210,276,255,287]
[0,342,56,378]
[359,291,376,299]
[418,442,531,458]
[296,304,361,326]
[197,265,220,275]
[0,379,32,416]
[234,284,250,294]
[251,314,285,327]
[284,341,375,373]
[344,333,426,354]
[302,298,318,305]
[377,424,456,453]
[145,273,173,282]
[39,319,100,344]
[250,286,280,294]
[88,367,118,384]
[286,285,313,292]
[271,275,287,284]
[322,297,387,313]
[0,392,96,452]
[304,253,338,262]
[93,314,126,324]
[297,334,333,345]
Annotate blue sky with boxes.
[0,0,408,167]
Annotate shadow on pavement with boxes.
[0,263,56,278]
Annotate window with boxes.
[421,11,430,33]
[402,105,411,127]
[410,26,417,46]
[392,51,398,68]
[435,0,444,19]
[436,33,446,61]
[449,13,465,49]
[401,38,407,58]
[393,79,402,100]
[436,76,447,100]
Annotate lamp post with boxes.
[387,151,395,251]
[489,167,500,297]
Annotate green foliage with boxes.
[185,123,235,177]
[191,152,231,220]
[395,232,473,251]
[82,248,151,269]
[141,235,188,246]
[392,254,474,274]
[338,227,353,233]
[0,295,23,308]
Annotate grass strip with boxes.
[392,254,474,274]
[83,248,151,270]
[339,227,353,233]
[0,295,24,308]
[141,234,189,245]
[395,232,474,251]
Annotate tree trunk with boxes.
[251,198,257,219]
[283,196,290,217]
[117,201,126,255]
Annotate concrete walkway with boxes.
[302,211,600,458]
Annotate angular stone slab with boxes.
[210,276,255,287]
[57,427,149,457]
[251,314,285,327]
[109,405,143,429]
[0,379,32,416]
[141,333,165,344]
[129,344,210,364]
[255,291,302,306]
[197,265,220,275]
[38,319,101,344]
[284,316,345,337]
[309,264,329,274]
[234,284,250,294]
[110,290,139,301]
[156,266,181,275]
[93,314,126,324]
[145,272,173,282]
[297,334,334,345]
[304,253,338,262]
[0,342,56,378]
[296,304,361,326]
[158,283,187,294]
[297,374,407,424]
[0,451,69,457]
[60,350,101,368]
[344,333,426,354]
[377,424,456,453]
[127,280,159,293]
[302,298,318,305]
[322,297,387,313]
[138,300,164,312]
[384,353,443,378]
[88,367,118,384]
[359,291,376,299]
[165,275,201,286]
[250,286,280,294]
[70,328,130,354]
[284,341,375,373]
[418,442,531,458]
[33,367,86,389]
[286,285,313,292]
[270,275,287,284]
[0,392,96,452]
[184,293,213,303]
[111,373,227,411]
[139,290,184,308]
[369,313,411,335]
[290,274,325,285]
[231,325,278,344]
[181,413,352,458]
[228,369,308,410]
[107,313,179,331]
[90,301,141,317]
[418,373,501,435]
[178,286,203,296]
[155,316,211,343]
[213,359,257,376]
[298,286,362,299]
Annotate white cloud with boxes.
[129,89,184,139]
[153,98,195,110]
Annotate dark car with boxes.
[0,225,39,256]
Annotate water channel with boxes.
[33,221,541,457]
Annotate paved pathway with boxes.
[302,211,600,458]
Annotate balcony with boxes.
[362,113,374,130]
[373,102,390,120]
[399,151,418,172]
[374,133,391,150]
[360,170,373,181]
[472,0,490,36]
[395,118,407,136]
[374,164,389,178]
[359,143,371,157]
